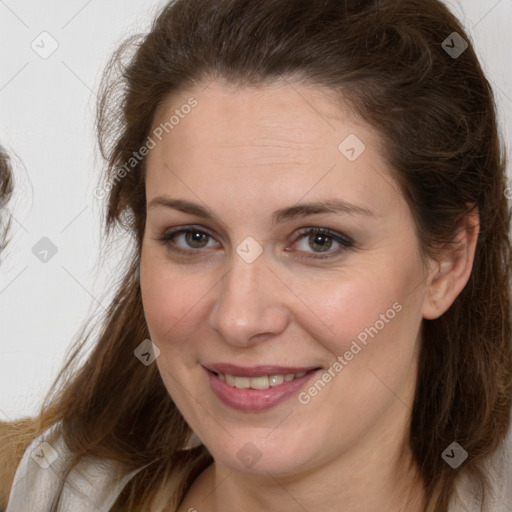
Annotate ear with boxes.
[422,209,479,320]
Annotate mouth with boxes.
[203,363,321,411]
[216,371,309,389]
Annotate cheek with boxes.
[140,248,205,343]
[296,258,423,362]
[311,283,398,358]
[294,272,423,429]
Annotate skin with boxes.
[139,79,479,512]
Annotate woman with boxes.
[2,0,511,510]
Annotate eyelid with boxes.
[156,225,220,251]
[293,226,353,246]
[288,227,354,259]
[156,225,354,259]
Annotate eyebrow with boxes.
[147,197,375,226]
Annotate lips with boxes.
[203,363,321,411]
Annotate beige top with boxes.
[6,421,512,511]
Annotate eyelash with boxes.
[156,225,354,260]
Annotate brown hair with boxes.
[3,1,511,511]
[0,145,13,254]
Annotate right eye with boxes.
[156,226,221,254]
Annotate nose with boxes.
[207,248,290,348]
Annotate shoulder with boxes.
[3,422,145,512]
[0,418,41,511]
[495,420,512,506]
[449,421,512,511]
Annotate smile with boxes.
[204,364,321,411]
[218,372,307,389]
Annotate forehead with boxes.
[145,79,403,221]
[152,79,362,158]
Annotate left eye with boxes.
[291,228,353,258]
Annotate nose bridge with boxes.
[208,249,288,346]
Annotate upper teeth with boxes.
[218,372,307,390]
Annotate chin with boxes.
[203,430,318,477]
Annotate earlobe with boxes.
[422,210,480,320]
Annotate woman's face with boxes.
[140,80,433,477]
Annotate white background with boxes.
[0,0,511,421]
